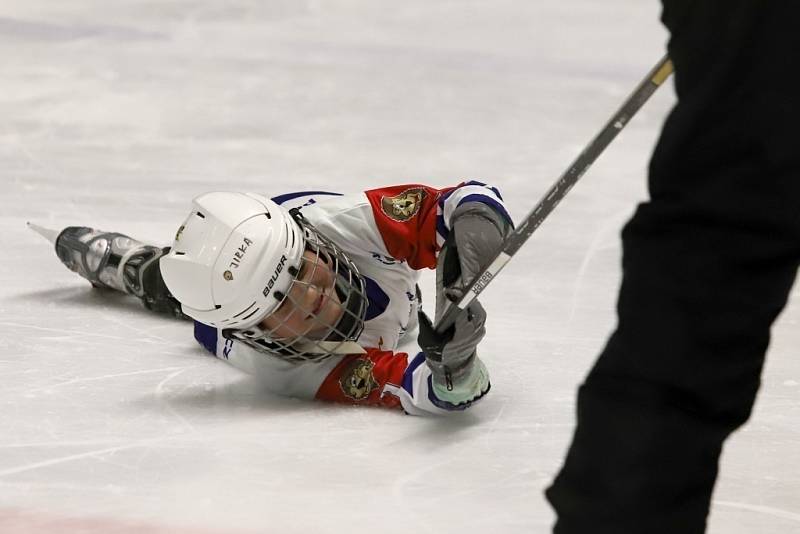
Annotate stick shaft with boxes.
[435,55,674,333]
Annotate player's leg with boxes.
[55,226,186,319]
[547,2,800,532]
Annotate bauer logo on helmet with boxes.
[262,254,288,297]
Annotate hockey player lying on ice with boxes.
[35,182,512,415]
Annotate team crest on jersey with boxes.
[381,188,426,222]
[339,358,379,401]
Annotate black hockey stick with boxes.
[436,54,674,334]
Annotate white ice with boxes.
[1,1,799,533]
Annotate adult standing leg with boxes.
[546,2,800,533]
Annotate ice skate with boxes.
[28,223,187,319]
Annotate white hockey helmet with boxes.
[161,192,368,363]
[160,192,304,330]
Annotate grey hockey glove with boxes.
[417,298,486,391]
[444,202,511,300]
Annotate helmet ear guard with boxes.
[161,192,368,363]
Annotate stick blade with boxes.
[27,222,61,246]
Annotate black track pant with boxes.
[546,2,800,532]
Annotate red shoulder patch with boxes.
[380,188,427,222]
[365,184,450,270]
[315,349,410,409]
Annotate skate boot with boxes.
[30,223,187,319]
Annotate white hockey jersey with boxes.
[192,182,511,415]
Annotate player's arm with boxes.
[363,181,513,271]
[314,347,484,415]
[366,182,511,409]
[195,321,471,415]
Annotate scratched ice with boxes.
[1,2,799,533]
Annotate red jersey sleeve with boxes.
[315,348,409,410]
[364,184,453,270]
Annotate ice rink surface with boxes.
[1,1,799,532]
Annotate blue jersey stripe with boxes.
[456,194,514,228]
[402,352,427,396]
[194,321,218,355]
[461,180,504,200]
[271,191,342,205]
[436,214,450,241]
[363,275,390,321]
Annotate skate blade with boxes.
[27,222,61,245]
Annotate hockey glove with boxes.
[444,202,510,300]
[417,298,486,396]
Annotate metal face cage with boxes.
[223,210,368,363]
